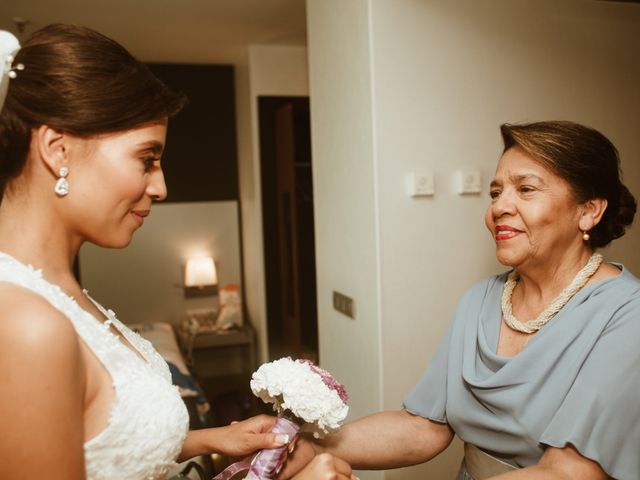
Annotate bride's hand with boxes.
[218,414,290,457]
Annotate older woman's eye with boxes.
[489,189,501,200]
[519,185,536,194]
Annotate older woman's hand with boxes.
[277,434,318,480]
[292,453,355,480]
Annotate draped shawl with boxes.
[403,265,640,479]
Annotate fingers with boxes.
[276,439,317,480]
[296,453,353,480]
[218,417,289,457]
[272,432,291,448]
[249,414,278,432]
[231,414,272,432]
[288,435,299,454]
[245,431,290,453]
[316,453,353,479]
[327,455,352,478]
[239,415,294,450]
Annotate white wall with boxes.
[235,45,309,363]
[306,2,384,480]
[80,201,242,326]
[307,0,640,479]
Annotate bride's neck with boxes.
[0,197,81,277]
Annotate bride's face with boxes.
[62,122,168,248]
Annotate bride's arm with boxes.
[178,414,289,462]
[179,417,357,480]
[0,287,87,479]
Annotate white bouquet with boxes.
[250,357,349,438]
[217,357,348,480]
[212,358,348,480]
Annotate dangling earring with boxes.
[54,166,69,196]
[582,230,590,242]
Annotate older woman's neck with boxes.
[515,246,596,302]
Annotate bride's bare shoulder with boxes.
[0,283,86,474]
[0,283,81,363]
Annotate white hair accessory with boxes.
[1,30,22,114]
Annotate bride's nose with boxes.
[147,168,167,201]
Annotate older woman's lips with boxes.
[495,225,521,241]
[131,210,150,226]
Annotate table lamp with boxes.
[184,256,218,298]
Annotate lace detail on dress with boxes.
[0,252,189,480]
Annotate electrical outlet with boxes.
[333,291,355,319]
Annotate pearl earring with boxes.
[54,166,69,196]
[582,231,590,242]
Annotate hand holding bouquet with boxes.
[251,357,349,438]
[247,357,349,480]
[214,357,348,480]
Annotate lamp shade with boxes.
[184,256,218,287]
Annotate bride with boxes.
[0,25,352,480]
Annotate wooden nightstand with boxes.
[177,325,256,380]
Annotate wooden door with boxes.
[274,103,302,356]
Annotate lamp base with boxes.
[184,285,218,298]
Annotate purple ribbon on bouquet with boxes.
[212,415,301,480]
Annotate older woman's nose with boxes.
[491,190,516,217]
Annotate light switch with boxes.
[406,170,435,197]
[455,170,482,195]
[333,291,355,319]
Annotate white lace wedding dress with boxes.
[0,252,189,479]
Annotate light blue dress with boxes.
[403,265,640,480]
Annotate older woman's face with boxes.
[485,147,584,270]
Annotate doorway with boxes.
[259,96,318,363]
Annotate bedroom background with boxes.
[1,1,639,479]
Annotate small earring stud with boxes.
[582,231,590,242]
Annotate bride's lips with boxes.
[495,225,522,241]
[131,209,150,226]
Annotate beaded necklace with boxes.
[501,252,604,334]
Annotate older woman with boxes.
[281,121,639,480]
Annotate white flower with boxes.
[250,358,349,438]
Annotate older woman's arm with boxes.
[279,409,453,478]
[490,445,609,480]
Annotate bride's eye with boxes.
[142,157,159,171]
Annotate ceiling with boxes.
[0,0,307,64]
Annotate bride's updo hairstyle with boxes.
[0,23,185,197]
[500,121,637,249]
